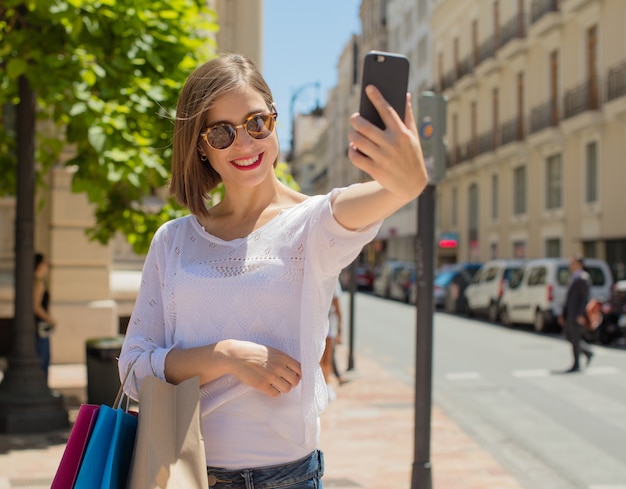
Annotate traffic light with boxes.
[417,92,447,184]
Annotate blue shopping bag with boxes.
[73,361,138,489]
[101,407,138,488]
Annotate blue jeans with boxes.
[206,450,324,488]
[35,335,50,382]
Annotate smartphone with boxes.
[359,51,410,129]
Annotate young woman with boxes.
[119,53,426,488]
[34,252,56,382]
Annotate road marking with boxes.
[585,366,620,375]
[512,369,551,378]
[445,372,481,381]
[444,367,619,382]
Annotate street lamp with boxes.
[0,76,68,433]
[287,81,321,162]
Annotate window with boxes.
[452,187,458,226]
[528,267,547,286]
[493,1,500,48]
[550,51,559,125]
[484,267,498,282]
[509,268,524,289]
[588,25,599,109]
[491,174,499,220]
[517,72,525,138]
[545,238,561,257]
[557,266,569,286]
[546,154,562,209]
[586,266,607,286]
[513,240,526,258]
[472,20,478,66]
[468,183,479,245]
[471,101,477,155]
[492,88,499,147]
[585,141,598,203]
[490,242,498,259]
[513,166,526,215]
[583,241,597,258]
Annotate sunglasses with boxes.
[199,112,278,150]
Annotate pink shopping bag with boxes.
[50,404,100,489]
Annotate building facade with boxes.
[290,0,626,281]
[432,0,626,279]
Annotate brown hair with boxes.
[170,53,275,216]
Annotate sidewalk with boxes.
[0,353,526,489]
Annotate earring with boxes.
[200,154,208,161]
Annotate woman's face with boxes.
[35,260,48,278]
[198,86,279,191]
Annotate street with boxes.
[344,292,626,489]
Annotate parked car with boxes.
[439,263,483,312]
[407,262,482,307]
[389,263,416,302]
[591,279,626,344]
[339,265,375,291]
[373,260,414,299]
[463,259,526,322]
[499,257,614,332]
[354,266,375,291]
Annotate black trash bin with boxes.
[86,335,125,406]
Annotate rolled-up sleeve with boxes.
[118,225,176,399]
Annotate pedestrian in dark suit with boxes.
[558,254,593,372]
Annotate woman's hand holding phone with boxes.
[331,51,429,232]
[348,84,427,205]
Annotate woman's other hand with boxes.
[222,340,302,398]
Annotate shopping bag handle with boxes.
[113,358,138,411]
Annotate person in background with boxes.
[34,252,56,382]
[321,280,345,401]
[119,53,427,488]
[558,253,593,373]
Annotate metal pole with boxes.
[411,184,435,489]
[0,75,68,433]
[347,263,356,371]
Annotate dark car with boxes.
[408,262,481,307]
[438,263,482,313]
[339,265,375,291]
[354,266,375,291]
[373,260,414,299]
[595,280,626,344]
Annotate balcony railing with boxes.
[530,0,560,25]
[563,78,601,119]
[500,117,525,146]
[500,13,526,48]
[530,100,559,133]
[440,70,456,91]
[477,36,495,66]
[457,55,474,80]
[454,142,477,165]
[477,132,495,156]
[607,61,626,102]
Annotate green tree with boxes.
[0,0,217,253]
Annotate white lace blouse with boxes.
[119,187,381,468]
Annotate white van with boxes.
[463,259,526,322]
[499,257,614,332]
